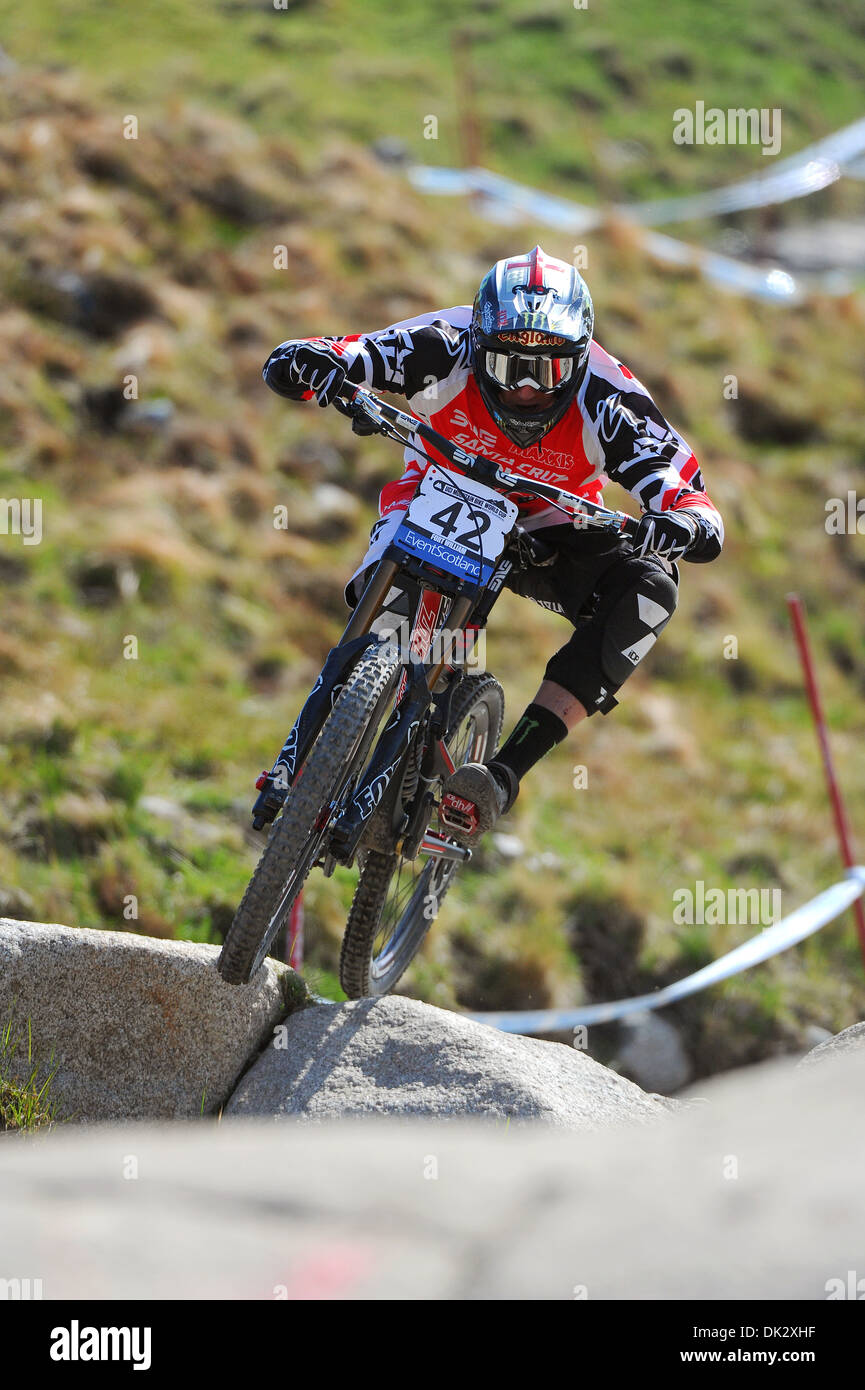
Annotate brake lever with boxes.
[350,413,383,437]
[331,395,354,420]
[332,393,386,436]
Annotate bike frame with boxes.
[251,384,639,867]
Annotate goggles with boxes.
[484,350,574,393]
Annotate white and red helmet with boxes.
[471,245,594,447]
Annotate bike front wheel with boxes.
[218,642,399,984]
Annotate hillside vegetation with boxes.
[5,0,865,209]
[1,3,864,1077]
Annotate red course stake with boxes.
[787,593,865,961]
[287,894,304,973]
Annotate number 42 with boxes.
[429,502,490,552]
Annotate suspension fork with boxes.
[327,569,503,860]
[338,557,400,646]
[423,550,512,690]
[424,594,476,690]
[396,584,500,861]
[327,655,433,863]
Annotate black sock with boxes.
[492,702,569,784]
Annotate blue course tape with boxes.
[468,868,865,1035]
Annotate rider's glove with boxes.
[633,509,700,561]
[263,340,349,406]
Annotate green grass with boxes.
[3,0,865,204]
[0,1016,61,1133]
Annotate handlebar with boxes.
[335,382,640,542]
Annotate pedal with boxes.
[439,792,479,839]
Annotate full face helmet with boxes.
[471,245,594,448]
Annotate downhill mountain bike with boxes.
[217,383,639,993]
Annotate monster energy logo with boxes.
[511,716,539,746]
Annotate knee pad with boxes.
[601,567,678,687]
[543,561,678,714]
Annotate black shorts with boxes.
[348,523,679,716]
[508,526,679,714]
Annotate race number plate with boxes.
[391,465,519,588]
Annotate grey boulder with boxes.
[0,919,303,1121]
[799,1020,865,1068]
[615,1010,693,1094]
[226,993,672,1130]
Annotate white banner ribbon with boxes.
[468,869,865,1035]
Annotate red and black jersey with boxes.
[264,306,723,561]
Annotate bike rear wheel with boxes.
[338,673,504,999]
[218,643,399,984]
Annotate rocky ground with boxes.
[227,993,674,1129]
[1,1042,862,1300]
[0,920,668,1129]
[1,922,863,1299]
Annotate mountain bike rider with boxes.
[262,246,724,842]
